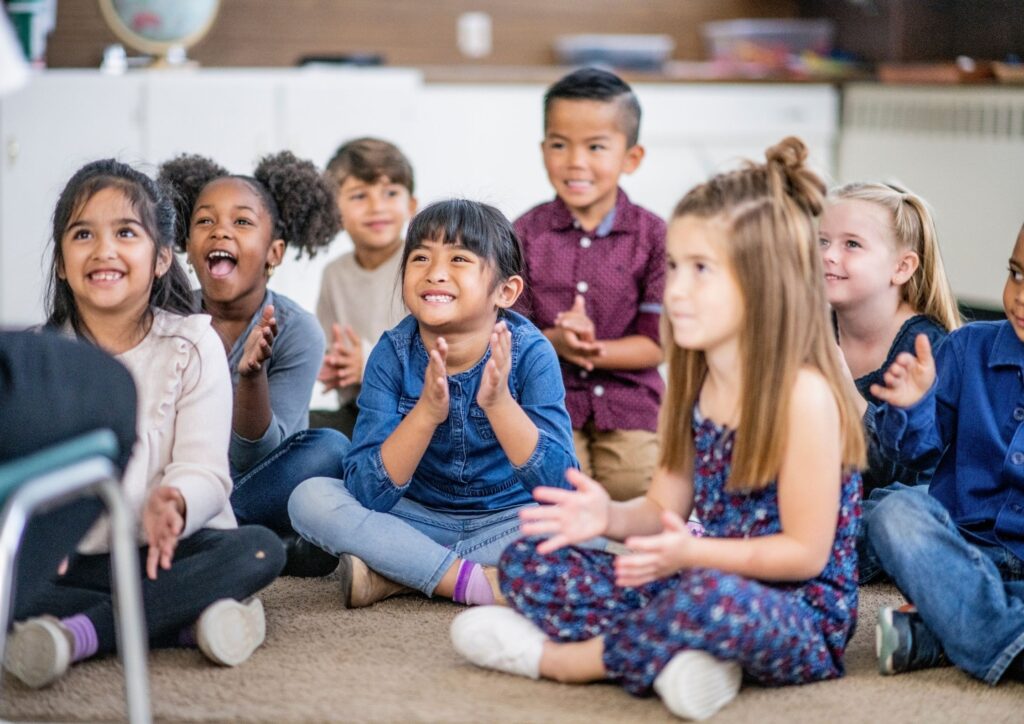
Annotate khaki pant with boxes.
[573,422,659,501]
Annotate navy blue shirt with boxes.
[856,314,948,494]
[344,310,577,513]
[875,320,1024,560]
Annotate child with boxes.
[313,137,416,437]
[867,223,1024,685]
[159,153,347,575]
[451,138,866,721]
[514,67,665,502]
[819,181,960,581]
[5,160,285,688]
[288,199,577,608]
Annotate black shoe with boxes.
[281,533,339,578]
[876,604,947,675]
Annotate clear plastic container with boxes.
[702,19,835,70]
[554,34,675,71]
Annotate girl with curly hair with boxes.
[159,152,345,576]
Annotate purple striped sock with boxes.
[61,614,98,662]
[453,560,474,603]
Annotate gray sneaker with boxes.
[4,616,73,688]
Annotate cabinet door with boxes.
[630,84,839,219]
[272,68,422,315]
[143,70,279,171]
[0,73,145,325]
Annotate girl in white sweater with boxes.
[5,160,285,689]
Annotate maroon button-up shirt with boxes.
[514,188,666,432]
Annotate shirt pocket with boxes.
[397,395,449,444]
[468,403,496,441]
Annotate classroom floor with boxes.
[1,575,1020,723]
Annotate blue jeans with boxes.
[231,428,350,534]
[858,482,928,584]
[870,488,1024,684]
[288,476,530,595]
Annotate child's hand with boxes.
[519,468,610,553]
[239,305,277,377]
[548,327,605,371]
[142,487,185,581]
[555,294,597,343]
[477,321,512,409]
[869,333,936,409]
[615,510,692,587]
[418,336,450,424]
[318,323,364,391]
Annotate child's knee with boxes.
[237,525,287,584]
[870,488,939,550]
[287,476,347,529]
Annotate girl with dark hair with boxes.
[5,160,285,689]
[159,152,346,576]
[288,199,578,608]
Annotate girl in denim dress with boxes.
[451,138,866,720]
[289,199,577,608]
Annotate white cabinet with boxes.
[0,71,145,324]
[0,70,838,325]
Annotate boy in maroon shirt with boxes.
[514,68,665,500]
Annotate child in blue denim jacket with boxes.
[867,223,1024,685]
[289,199,577,608]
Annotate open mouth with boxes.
[87,270,124,283]
[206,250,238,279]
[423,293,454,304]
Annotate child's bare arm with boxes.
[617,369,842,585]
[587,334,663,370]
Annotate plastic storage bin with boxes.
[554,34,675,71]
[702,19,834,71]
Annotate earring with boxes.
[266,264,276,278]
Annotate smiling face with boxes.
[1003,227,1024,341]
[58,186,170,323]
[664,215,745,355]
[337,175,417,257]
[187,177,284,306]
[541,98,643,229]
[818,198,914,312]
[402,236,520,336]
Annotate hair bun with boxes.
[765,136,808,171]
[765,136,824,217]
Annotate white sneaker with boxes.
[196,597,266,667]
[4,616,72,688]
[450,606,546,679]
[653,650,742,721]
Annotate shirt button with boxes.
[1013,452,1024,465]
[1014,407,1024,422]
[579,370,588,379]
[576,280,589,294]
[580,236,592,248]
[593,385,605,397]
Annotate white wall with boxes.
[0,69,838,326]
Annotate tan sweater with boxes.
[78,311,236,554]
[315,249,407,406]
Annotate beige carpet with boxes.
[1,575,1021,723]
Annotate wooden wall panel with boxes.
[45,0,797,68]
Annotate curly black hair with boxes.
[158,151,340,259]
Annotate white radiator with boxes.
[839,83,1024,308]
